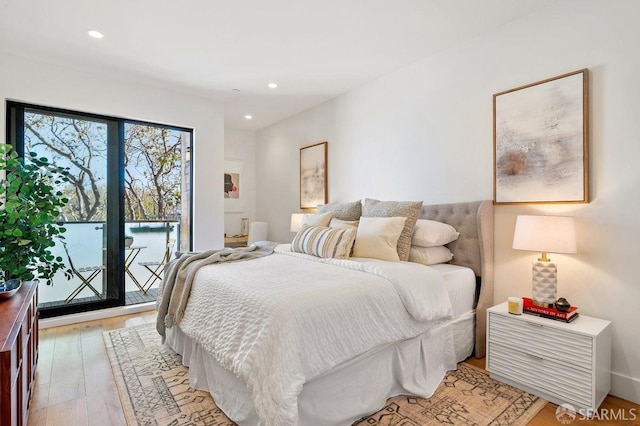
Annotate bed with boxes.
[159,200,493,426]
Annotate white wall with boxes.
[0,51,225,251]
[257,0,640,403]
[224,128,258,236]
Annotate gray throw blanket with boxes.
[156,241,279,339]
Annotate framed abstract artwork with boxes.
[224,159,242,212]
[493,69,589,204]
[300,141,327,209]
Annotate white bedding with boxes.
[176,247,454,426]
[431,263,477,317]
[167,313,472,425]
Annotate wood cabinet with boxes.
[487,302,611,414]
[0,280,39,426]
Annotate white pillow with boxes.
[300,211,332,228]
[408,246,454,265]
[353,216,406,262]
[291,225,356,259]
[412,219,459,247]
[329,218,359,230]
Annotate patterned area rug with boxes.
[104,323,547,426]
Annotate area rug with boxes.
[104,323,547,426]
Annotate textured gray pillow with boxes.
[317,200,362,221]
[362,198,423,261]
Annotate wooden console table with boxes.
[0,280,38,426]
[224,235,248,248]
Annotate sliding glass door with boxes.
[6,101,192,317]
[123,123,190,301]
[20,107,116,313]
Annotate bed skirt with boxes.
[166,310,474,426]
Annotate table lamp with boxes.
[290,213,304,232]
[512,215,577,307]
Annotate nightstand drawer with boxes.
[488,341,592,407]
[489,313,592,369]
[487,302,612,413]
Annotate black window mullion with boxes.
[105,119,125,303]
[6,103,25,156]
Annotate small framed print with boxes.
[224,159,242,212]
[299,141,327,209]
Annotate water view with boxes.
[38,221,180,308]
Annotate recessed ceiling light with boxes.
[244,115,253,120]
[268,83,278,89]
[232,88,240,92]
[87,29,104,39]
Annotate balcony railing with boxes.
[38,220,180,309]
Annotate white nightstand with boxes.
[487,302,611,414]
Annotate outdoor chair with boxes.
[63,242,105,304]
[138,238,175,294]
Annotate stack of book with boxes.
[522,297,579,323]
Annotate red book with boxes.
[523,310,580,323]
[522,297,578,320]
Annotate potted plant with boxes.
[0,143,72,289]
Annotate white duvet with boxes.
[177,245,453,426]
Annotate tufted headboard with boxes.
[420,200,494,358]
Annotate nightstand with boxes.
[487,302,611,414]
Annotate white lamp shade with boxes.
[248,222,268,244]
[512,215,577,254]
[290,213,304,232]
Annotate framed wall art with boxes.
[300,141,327,209]
[493,69,589,204]
[224,159,242,212]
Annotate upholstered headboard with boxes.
[420,200,494,358]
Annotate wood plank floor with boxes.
[28,310,157,426]
[29,311,640,425]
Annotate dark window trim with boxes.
[6,100,194,318]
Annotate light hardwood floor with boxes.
[28,310,157,426]
[29,311,639,426]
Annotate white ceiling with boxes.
[0,0,558,131]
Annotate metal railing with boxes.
[38,220,180,307]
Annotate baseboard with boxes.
[611,370,640,404]
[39,302,156,329]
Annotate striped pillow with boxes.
[291,225,356,259]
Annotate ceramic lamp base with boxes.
[532,260,557,307]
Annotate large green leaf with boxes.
[0,143,71,284]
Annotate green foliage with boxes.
[25,113,107,222]
[24,114,184,223]
[0,143,72,285]
[124,124,182,220]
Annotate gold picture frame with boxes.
[493,69,589,204]
[300,141,327,209]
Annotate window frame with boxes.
[6,100,193,318]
